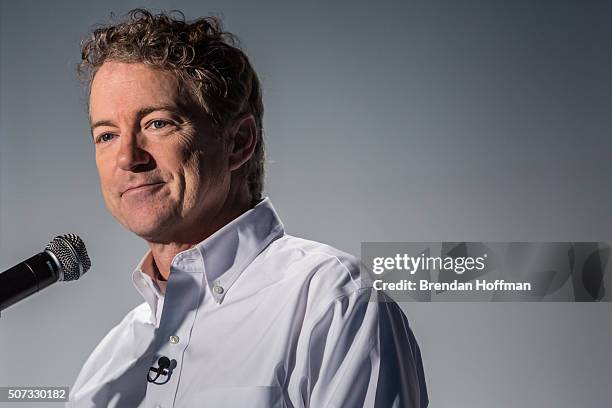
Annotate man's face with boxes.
[89,61,230,242]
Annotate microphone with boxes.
[147,356,172,384]
[0,233,91,312]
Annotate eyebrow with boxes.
[90,105,181,130]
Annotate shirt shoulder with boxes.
[69,302,152,403]
[260,239,428,407]
[252,234,371,306]
[80,301,151,360]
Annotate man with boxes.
[69,9,427,407]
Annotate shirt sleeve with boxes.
[301,289,428,408]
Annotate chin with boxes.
[122,215,176,242]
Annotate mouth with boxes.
[121,182,165,197]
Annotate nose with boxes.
[117,131,152,171]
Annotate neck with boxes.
[145,187,253,281]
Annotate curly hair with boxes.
[79,8,265,205]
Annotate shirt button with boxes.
[213,285,224,294]
[169,335,180,344]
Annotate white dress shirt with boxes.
[68,198,428,408]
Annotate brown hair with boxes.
[79,8,265,205]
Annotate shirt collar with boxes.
[132,197,285,312]
[132,252,165,325]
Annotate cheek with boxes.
[95,156,118,203]
[182,147,225,199]
[182,152,207,197]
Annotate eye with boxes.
[97,133,116,143]
[150,120,169,130]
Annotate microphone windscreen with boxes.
[45,233,91,281]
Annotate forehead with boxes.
[89,61,182,119]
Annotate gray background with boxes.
[1,0,611,407]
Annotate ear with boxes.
[227,114,257,172]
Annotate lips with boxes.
[121,182,165,197]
